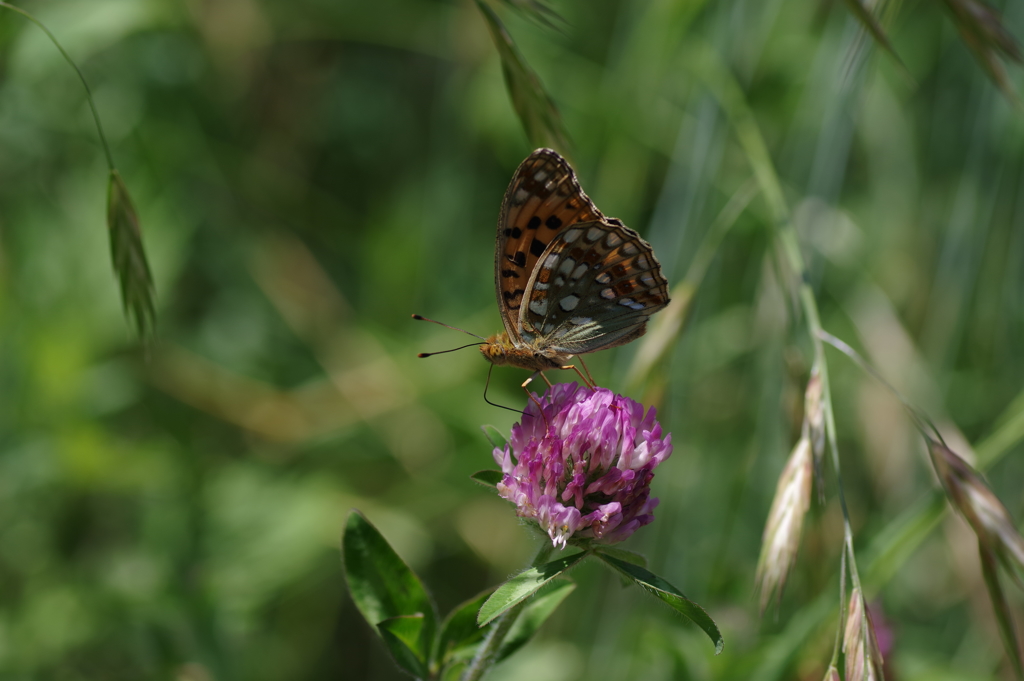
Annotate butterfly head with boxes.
[480,332,569,372]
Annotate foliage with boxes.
[0,0,1023,679]
[343,511,578,679]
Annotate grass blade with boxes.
[476,0,570,151]
[495,0,565,32]
[942,0,1023,103]
[841,0,906,67]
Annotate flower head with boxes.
[493,383,672,548]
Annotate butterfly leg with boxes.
[520,372,549,426]
[577,357,596,387]
[558,363,595,389]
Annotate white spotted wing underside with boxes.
[493,148,670,359]
[494,149,603,343]
[519,218,670,354]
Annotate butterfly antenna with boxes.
[417,343,481,358]
[411,314,486,341]
[483,364,528,417]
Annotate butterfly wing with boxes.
[495,149,603,342]
[519,219,670,354]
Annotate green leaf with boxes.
[440,660,469,681]
[378,615,430,678]
[596,553,724,655]
[471,470,504,488]
[980,543,1024,680]
[497,578,575,662]
[495,0,564,32]
[481,425,509,450]
[342,511,437,660]
[107,169,156,338]
[596,546,649,587]
[478,552,586,626]
[475,0,570,151]
[436,589,494,665]
[595,546,647,569]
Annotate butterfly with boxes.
[478,149,670,384]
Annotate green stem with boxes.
[693,38,868,620]
[817,330,945,445]
[791,244,864,594]
[626,178,758,391]
[459,601,526,681]
[681,178,760,291]
[827,549,847,668]
[0,2,115,170]
[460,543,555,681]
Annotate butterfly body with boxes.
[479,332,569,372]
[484,149,670,376]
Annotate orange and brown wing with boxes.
[494,149,603,342]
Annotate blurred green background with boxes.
[1,0,1024,678]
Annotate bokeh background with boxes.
[1,0,1024,678]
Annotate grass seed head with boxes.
[843,587,885,681]
[756,435,813,612]
[804,369,824,461]
[928,440,1024,578]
